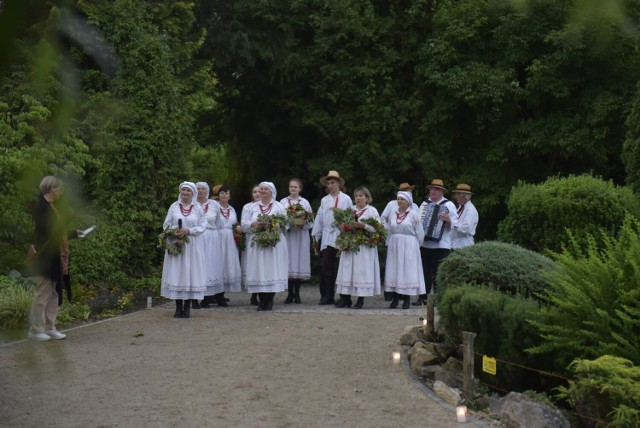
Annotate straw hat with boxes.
[319,170,345,186]
[398,182,415,191]
[426,179,447,192]
[211,184,223,200]
[452,183,474,194]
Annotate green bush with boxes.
[497,175,640,253]
[529,216,640,370]
[435,241,555,303]
[0,278,33,330]
[438,285,545,390]
[556,356,640,427]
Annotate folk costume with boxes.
[335,204,382,308]
[384,191,426,309]
[196,182,225,307]
[311,171,353,305]
[241,182,288,310]
[161,182,207,317]
[280,195,313,304]
[450,184,479,250]
[216,196,242,294]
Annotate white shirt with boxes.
[451,200,478,249]
[311,191,353,251]
[419,197,458,250]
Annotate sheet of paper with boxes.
[79,225,96,238]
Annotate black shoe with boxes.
[174,300,183,318]
[402,296,411,310]
[412,299,426,306]
[293,283,302,304]
[200,299,211,308]
[181,301,191,318]
[215,293,228,307]
[284,283,294,304]
[192,300,201,309]
[335,295,352,308]
[389,295,399,309]
[250,293,259,306]
[353,297,364,309]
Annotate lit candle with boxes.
[422,318,427,327]
[456,405,467,423]
[392,352,401,364]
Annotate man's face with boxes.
[326,179,339,193]
[454,192,466,205]
[429,187,443,201]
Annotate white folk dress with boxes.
[384,208,426,297]
[161,201,207,300]
[240,201,255,287]
[200,199,224,296]
[280,196,313,280]
[335,205,382,297]
[241,200,288,293]
[216,204,242,292]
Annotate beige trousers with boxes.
[29,276,59,334]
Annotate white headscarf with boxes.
[397,191,413,207]
[259,181,277,201]
[178,181,197,205]
[195,181,210,206]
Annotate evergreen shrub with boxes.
[0,277,33,330]
[438,285,545,390]
[497,174,640,253]
[529,216,640,370]
[435,241,555,303]
[556,356,640,427]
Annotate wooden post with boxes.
[425,294,435,339]
[462,331,477,400]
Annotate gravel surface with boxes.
[0,285,472,427]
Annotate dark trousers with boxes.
[319,246,338,302]
[420,247,450,295]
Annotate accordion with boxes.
[422,200,448,242]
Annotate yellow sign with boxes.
[483,355,497,375]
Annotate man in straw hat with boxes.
[440,183,478,250]
[311,170,353,305]
[414,179,458,305]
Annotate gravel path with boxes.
[0,285,471,427]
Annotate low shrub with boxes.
[556,356,640,427]
[497,174,640,253]
[438,285,546,390]
[435,241,555,303]
[0,278,33,330]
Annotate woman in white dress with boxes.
[241,182,288,311]
[335,186,381,309]
[216,185,242,297]
[384,191,426,309]
[240,184,261,305]
[280,178,313,304]
[195,182,224,308]
[161,181,207,318]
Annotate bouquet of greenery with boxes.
[252,213,288,247]
[158,226,190,255]
[233,222,246,252]
[286,204,313,229]
[332,208,388,253]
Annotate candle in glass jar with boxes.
[456,405,467,423]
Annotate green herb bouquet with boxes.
[158,226,190,255]
[252,213,289,247]
[332,208,388,253]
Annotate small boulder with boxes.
[408,343,439,371]
[433,380,462,406]
[399,325,425,346]
[491,392,570,428]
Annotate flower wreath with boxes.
[332,208,388,253]
[158,226,190,255]
[252,213,289,248]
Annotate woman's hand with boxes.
[176,228,190,237]
[355,221,365,229]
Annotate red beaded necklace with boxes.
[260,203,273,214]
[180,203,193,217]
[396,210,409,224]
[201,201,209,214]
[220,206,231,219]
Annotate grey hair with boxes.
[39,176,62,194]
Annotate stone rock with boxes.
[433,380,462,406]
[491,392,570,428]
[442,356,463,371]
[398,325,425,346]
[408,343,439,371]
[434,365,463,389]
[8,270,22,279]
[414,365,442,380]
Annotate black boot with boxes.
[250,293,259,306]
[293,281,302,304]
[174,299,183,318]
[181,300,191,318]
[200,296,211,308]
[257,293,266,311]
[335,294,352,308]
[284,281,294,304]
[215,292,228,307]
[402,295,411,310]
[353,297,364,309]
[192,299,201,309]
[265,292,274,311]
[389,293,399,309]
[412,294,428,306]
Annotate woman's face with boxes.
[219,190,231,204]
[354,191,367,208]
[260,186,272,202]
[197,185,209,201]
[51,186,63,201]
[180,187,193,203]
[397,196,409,211]
[289,181,301,197]
[251,186,261,202]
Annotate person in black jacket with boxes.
[28,176,79,341]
